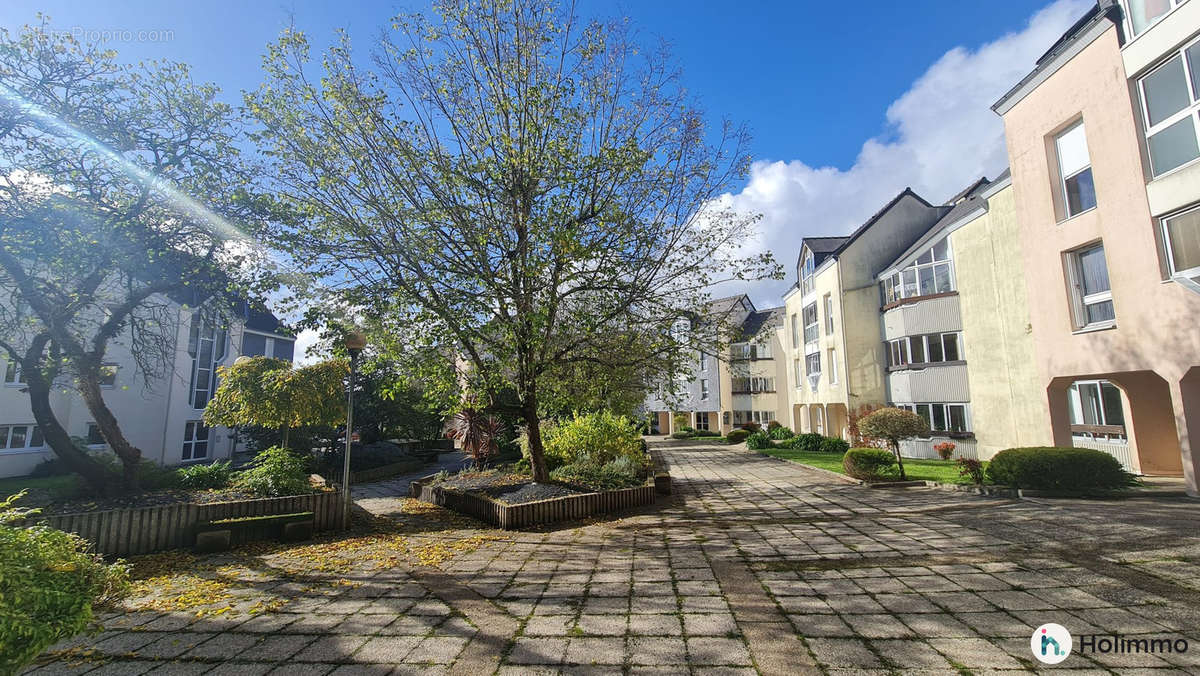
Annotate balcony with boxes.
[886,363,969,403]
[881,293,962,341]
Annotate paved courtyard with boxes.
[24,438,1200,675]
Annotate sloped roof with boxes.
[796,188,935,272]
[739,305,785,342]
[801,236,850,268]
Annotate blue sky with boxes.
[1,0,1092,318]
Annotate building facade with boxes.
[0,301,294,478]
[994,0,1199,492]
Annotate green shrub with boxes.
[1,492,130,674]
[725,429,750,444]
[90,454,181,491]
[985,447,1136,491]
[842,448,897,481]
[741,422,762,434]
[746,431,773,450]
[693,429,721,438]
[235,446,312,497]
[550,455,644,490]
[819,437,850,454]
[670,431,695,440]
[768,425,793,440]
[785,432,823,453]
[766,420,782,431]
[176,461,233,490]
[536,411,645,467]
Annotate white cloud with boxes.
[717,0,1092,307]
[292,328,323,365]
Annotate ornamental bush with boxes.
[768,425,793,440]
[725,429,751,444]
[842,448,898,481]
[819,437,850,455]
[985,447,1136,491]
[550,455,644,490]
[670,431,695,440]
[746,431,773,450]
[235,446,312,497]
[176,461,233,490]
[540,411,645,467]
[784,432,823,453]
[1,493,130,674]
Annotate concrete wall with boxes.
[1001,23,1200,489]
[953,185,1054,458]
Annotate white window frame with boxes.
[0,424,45,453]
[182,420,210,462]
[696,412,710,432]
[880,237,954,305]
[3,360,26,387]
[790,314,800,349]
[1161,204,1200,280]
[800,250,816,296]
[895,402,972,435]
[99,363,119,389]
[802,302,819,346]
[823,294,834,335]
[699,352,708,372]
[1055,121,1097,219]
[794,359,803,387]
[1123,0,1188,38]
[805,352,820,377]
[1137,38,1200,178]
[188,312,229,410]
[1065,244,1116,331]
[700,379,710,400]
[241,329,297,362]
[828,348,838,385]
[887,333,962,368]
[1068,379,1128,442]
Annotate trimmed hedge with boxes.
[746,431,773,450]
[670,431,694,440]
[842,448,897,481]
[726,429,751,444]
[986,447,1136,491]
[819,437,850,455]
[768,425,794,440]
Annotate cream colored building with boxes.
[994,0,1199,493]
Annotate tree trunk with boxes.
[521,394,550,483]
[281,426,291,450]
[892,441,907,480]
[77,364,143,491]
[23,356,115,493]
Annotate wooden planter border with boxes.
[20,490,345,557]
[409,476,659,530]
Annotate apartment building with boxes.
[0,300,294,478]
[644,294,787,434]
[993,0,1199,492]
[876,173,1050,459]
[781,191,949,438]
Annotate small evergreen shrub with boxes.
[819,437,850,455]
[177,461,233,490]
[235,446,312,497]
[768,425,793,440]
[985,447,1135,491]
[1,493,130,674]
[725,429,751,444]
[692,429,721,438]
[550,455,644,490]
[671,431,695,440]
[538,411,645,467]
[792,432,824,453]
[842,448,897,481]
[746,431,773,450]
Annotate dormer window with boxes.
[800,250,815,296]
[880,237,954,305]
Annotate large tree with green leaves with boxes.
[204,357,348,449]
[0,23,275,492]
[248,0,779,482]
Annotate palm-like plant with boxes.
[444,408,503,469]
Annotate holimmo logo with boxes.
[1031,623,1072,664]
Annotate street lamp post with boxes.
[341,332,366,529]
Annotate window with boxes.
[828,348,838,384]
[86,423,105,447]
[1162,205,1200,278]
[1066,244,1115,329]
[182,421,210,462]
[794,359,802,386]
[805,352,820,377]
[700,379,710,400]
[800,250,815,296]
[242,332,296,362]
[879,237,954,305]
[731,343,771,360]
[3,360,26,386]
[900,403,970,434]
[189,312,228,409]
[790,314,800,349]
[0,425,43,452]
[699,352,708,372]
[1138,41,1200,177]
[99,364,118,388]
[823,294,834,335]
[1069,380,1127,442]
[1055,122,1097,217]
[802,302,819,345]
[1126,0,1186,36]
[732,377,774,393]
[887,333,962,368]
[696,412,710,432]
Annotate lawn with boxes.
[761,448,984,484]
[0,474,79,501]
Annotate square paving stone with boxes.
[628,637,687,665]
[353,636,421,663]
[508,637,569,665]
[564,637,626,665]
[872,639,957,669]
[897,613,978,638]
[630,597,678,614]
[244,634,318,661]
[932,591,997,613]
[92,631,163,654]
[236,613,298,634]
[629,614,683,636]
[788,613,856,638]
[977,590,1054,611]
[379,615,442,636]
[266,664,333,676]
[685,637,753,666]
[137,632,217,659]
[825,594,887,614]
[583,597,629,614]
[142,663,212,675]
[184,632,261,659]
[872,593,940,614]
[292,635,369,663]
[954,612,1029,637]
[927,637,1025,669]
[682,614,738,636]
[806,638,882,668]
[576,614,628,636]
[776,595,834,614]
[841,613,915,639]
[680,596,731,613]
[403,636,469,664]
[524,615,575,636]
[200,663,274,676]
